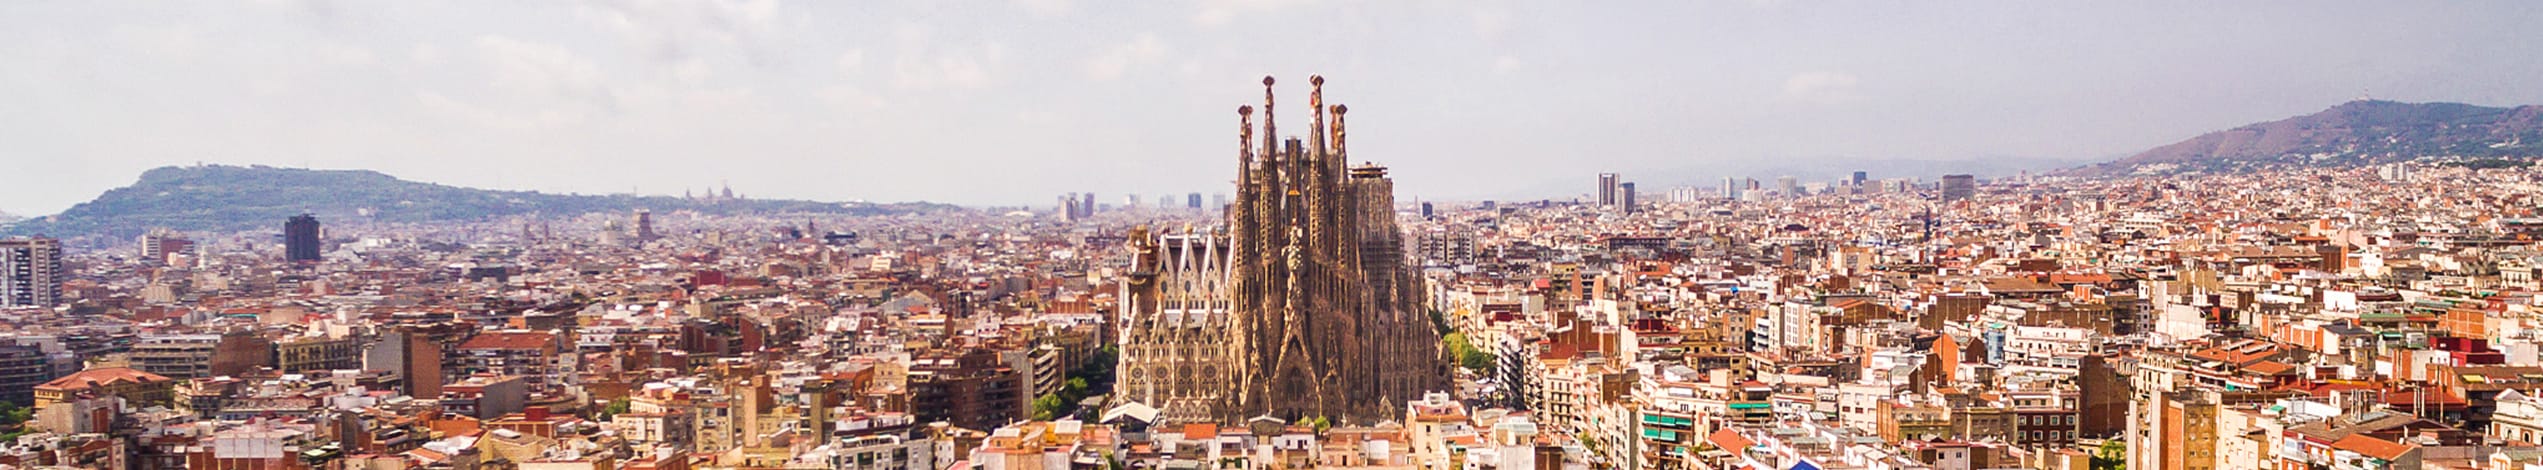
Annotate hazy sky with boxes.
[4,1,2541,215]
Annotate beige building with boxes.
[274,336,363,373]
[33,366,174,409]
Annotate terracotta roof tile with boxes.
[35,367,171,391]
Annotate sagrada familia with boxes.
[1115,76,1450,425]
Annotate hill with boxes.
[2086,100,2543,174]
[4,165,957,239]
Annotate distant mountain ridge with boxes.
[2088,100,2543,173]
[4,165,956,239]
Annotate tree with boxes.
[598,398,632,421]
[0,401,30,443]
[2091,439,2126,470]
[1461,351,1498,374]
[1031,394,1068,421]
[1441,332,1496,374]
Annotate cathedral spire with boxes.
[1120,77,1442,425]
[1331,104,1348,163]
[1309,75,1327,162]
[1239,105,1255,182]
[1261,76,1277,161]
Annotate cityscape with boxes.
[6,3,2543,470]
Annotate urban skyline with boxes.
[8,2,2543,216]
[7,3,2543,470]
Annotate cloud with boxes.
[111,25,202,59]
[571,0,783,65]
[417,91,585,130]
[1015,0,1071,16]
[1472,8,1513,39]
[1082,33,1168,81]
[818,84,887,112]
[314,43,378,66]
[1492,56,1523,74]
[1192,0,1319,28]
[411,43,448,65]
[885,20,1003,91]
[1783,72,1862,104]
[892,47,1001,91]
[475,35,611,104]
[673,58,713,85]
[835,49,866,75]
[417,36,621,129]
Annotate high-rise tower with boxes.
[284,214,322,262]
[633,209,658,242]
[1619,182,1638,214]
[1941,174,1976,201]
[1119,76,1446,425]
[1598,173,1620,206]
[0,236,62,308]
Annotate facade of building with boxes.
[32,367,175,409]
[1619,182,1637,214]
[0,236,63,308]
[1598,173,1619,206]
[139,229,195,266]
[273,336,363,374]
[0,345,50,406]
[908,347,1026,432]
[453,331,566,393]
[633,209,657,242]
[284,214,321,262]
[129,332,274,380]
[1117,76,1447,425]
[1941,174,1976,201]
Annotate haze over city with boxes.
[13,2,2543,470]
[6,1,2543,216]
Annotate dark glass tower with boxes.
[285,214,321,262]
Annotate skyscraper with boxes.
[1721,176,1742,199]
[1777,176,1800,198]
[285,214,322,262]
[1188,192,1204,209]
[1597,173,1620,206]
[0,236,62,308]
[633,209,657,242]
[1619,182,1638,214]
[1851,171,1869,187]
[1118,76,1445,425]
[1942,174,1976,201]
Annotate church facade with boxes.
[1117,76,1449,425]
